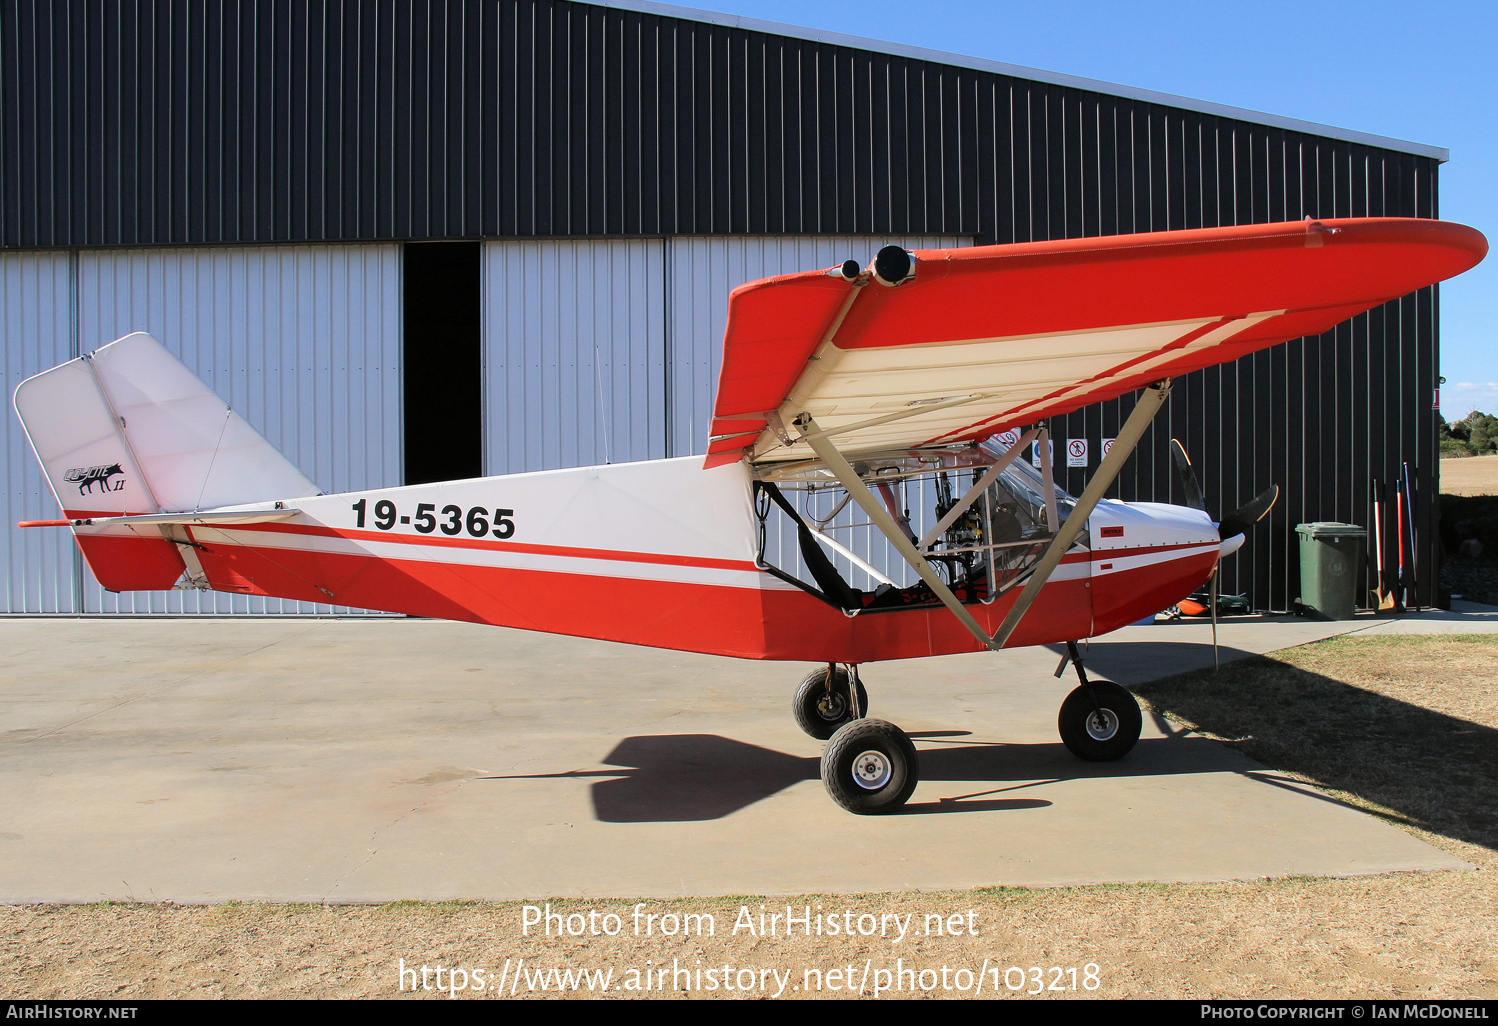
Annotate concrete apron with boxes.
[0,612,1473,903]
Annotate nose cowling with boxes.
[1090,499,1219,550]
[1086,499,1224,635]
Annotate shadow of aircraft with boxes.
[1133,648,1498,855]
[484,727,1253,823]
[1043,640,1263,687]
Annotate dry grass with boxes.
[3,635,1497,1000]
[1441,454,1498,497]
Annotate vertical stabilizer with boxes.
[13,332,322,592]
[15,332,321,516]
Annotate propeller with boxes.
[1169,438,1280,670]
[1169,437,1206,512]
[1169,438,1278,541]
[1218,484,1280,541]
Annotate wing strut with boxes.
[988,380,1171,649]
[796,414,998,648]
[794,380,1173,652]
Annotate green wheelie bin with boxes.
[1294,522,1368,620]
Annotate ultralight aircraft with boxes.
[14,216,1486,813]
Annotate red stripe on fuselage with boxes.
[1087,540,1215,559]
[215,517,1205,582]
[1090,549,1219,636]
[187,528,1216,661]
[213,519,760,573]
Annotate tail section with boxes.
[14,332,320,592]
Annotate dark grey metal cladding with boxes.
[1046,134,1440,613]
[0,0,1444,610]
[0,0,1441,247]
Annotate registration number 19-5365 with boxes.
[351,499,516,539]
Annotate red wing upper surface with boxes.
[705,218,1486,467]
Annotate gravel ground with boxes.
[1442,559,1498,606]
[3,635,1496,1001]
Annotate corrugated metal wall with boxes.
[481,234,968,476]
[1,244,402,614]
[0,0,1440,248]
[1,251,75,612]
[0,0,1446,610]
[482,239,666,475]
[666,235,970,457]
[1061,287,1438,613]
[479,234,971,592]
[1032,131,1443,611]
[664,234,972,594]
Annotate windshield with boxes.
[979,436,1078,529]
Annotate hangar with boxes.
[1,0,1446,616]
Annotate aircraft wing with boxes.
[704,217,1486,467]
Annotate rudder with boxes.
[14,332,321,591]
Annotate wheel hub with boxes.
[851,750,892,790]
[1086,707,1119,741]
[816,691,847,721]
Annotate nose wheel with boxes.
[1053,639,1142,761]
[1057,679,1141,761]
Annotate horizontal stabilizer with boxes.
[18,509,302,529]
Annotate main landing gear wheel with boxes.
[821,719,919,814]
[1058,680,1142,761]
[792,666,869,740]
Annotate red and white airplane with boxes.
[14,217,1486,814]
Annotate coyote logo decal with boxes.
[64,463,125,495]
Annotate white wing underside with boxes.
[753,312,1277,461]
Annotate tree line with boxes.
[1440,410,1498,457]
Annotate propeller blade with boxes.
[1218,484,1279,541]
[1169,438,1206,512]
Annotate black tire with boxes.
[821,719,919,814]
[1057,680,1142,761]
[792,666,869,740]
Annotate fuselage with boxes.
[71,456,1220,662]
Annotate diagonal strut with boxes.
[988,380,1172,649]
[794,380,1174,652]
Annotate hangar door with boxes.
[480,235,969,590]
[481,236,968,474]
[1,245,402,615]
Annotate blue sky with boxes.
[682,0,1496,416]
